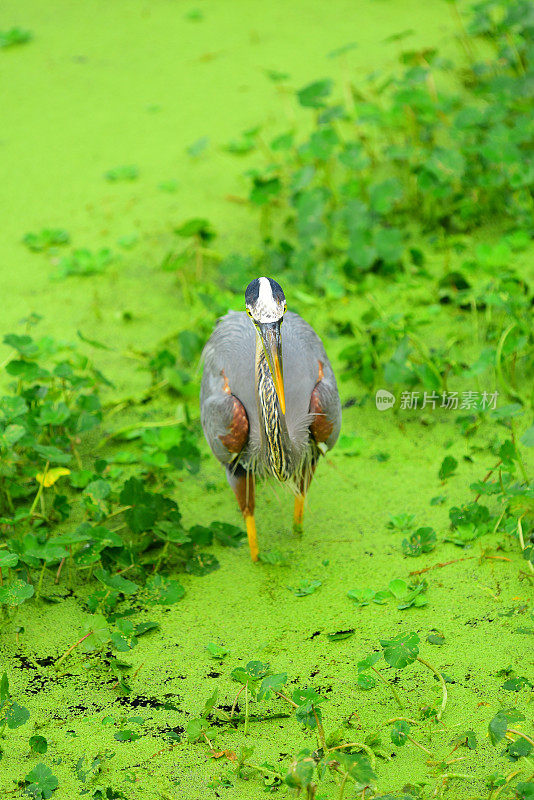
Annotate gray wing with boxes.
[200,310,341,466]
[200,311,257,466]
[282,312,341,453]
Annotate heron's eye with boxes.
[246,308,252,318]
[283,303,287,313]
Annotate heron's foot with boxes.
[245,514,259,562]
[293,495,305,536]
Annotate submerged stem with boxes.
[338,772,349,800]
[313,707,327,752]
[328,742,376,769]
[275,690,298,708]
[416,657,447,721]
[371,665,404,708]
[35,562,46,599]
[55,630,93,668]
[517,516,534,574]
[230,685,244,718]
[244,684,249,736]
[407,734,433,756]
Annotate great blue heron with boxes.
[200,277,341,560]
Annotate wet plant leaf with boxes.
[402,527,436,556]
[205,642,229,659]
[327,629,355,641]
[390,720,410,746]
[449,729,477,750]
[24,763,58,798]
[290,579,322,597]
[0,579,34,606]
[357,673,377,690]
[297,79,333,108]
[104,165,139,182]
[380,631,420,668]
[426,630,445,646]
[144,574,185,605]
[29,735,48,754]
[439,455,458,481]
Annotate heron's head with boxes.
[245,277,287,415]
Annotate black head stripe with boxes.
[268,278,285,303]
[245,278,261,306]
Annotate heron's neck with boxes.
[255,339,292,481]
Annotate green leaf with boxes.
[186,136,209,158]
[80,613,111,652]
[114,729,141,742]
[205,642,229,659]
[111,619,138,652]
[186,717,204,742]
[439,455,458,481]
[185,553,220,576]
[347,587,376,607]
[29,735,48,754]
[449,729,477,750]
[119,478,159,534]
[426,630,445,646]
[391,720,410,746]
[104,164,139,182]
[211,521,245,548]
[249,176,281,206]
[507,736,532,760]
[386,513,416,532]
[356,652,382,673]
[258,673,288,701]
[292,688,326,729]
[3,333,40,357]
[327,629,355,641]
[24,763,58,798]
[430,495,446,506]
[0,27,32,49]
[402,527,436,557]
[54,248,113,279]
[369,179,403,214]
[357,673,377,690]
[0,424,26,450]
[0,552,18,569]
[145,574,185,605]
[515,781,534,800]
[175,217,215,241]
[488,710,508,745]
[0,673,8,706]
[335,751,376,784]
[387,579,428,610]
[380,631,420,668]
[296,79,333,108]
[502,676,532,691]
[88,525,122,549]
[290,579,322,597]
[388,579,408,599]
[134,621,159,638]
[202,688,219,718]
[6,701,30,729]
[94,568,138,595]
[0,579,34,606]
[5,360,46,382]
[284,753,315,789]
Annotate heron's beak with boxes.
[258,320,286,415]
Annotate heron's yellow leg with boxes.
[293,495,305,535]
[245,514,259,562]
